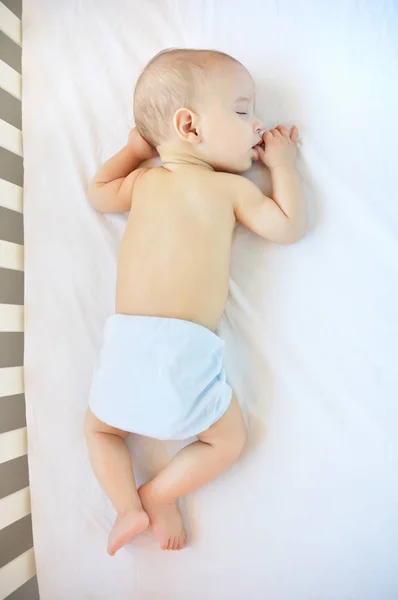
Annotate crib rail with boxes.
[0,2,39,599]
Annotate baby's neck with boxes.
[158,147,214,172]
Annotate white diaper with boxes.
[89,315,232,440]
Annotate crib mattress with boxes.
[23,1,398,598]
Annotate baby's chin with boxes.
[236,156,255,174]
[219,164,250,175]
[233,155,255,173]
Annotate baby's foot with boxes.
[107,509,149,556]
[139,483,186,551]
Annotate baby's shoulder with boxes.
[190,171,245,205]
[211,171,252,198]
[213,171,244,186]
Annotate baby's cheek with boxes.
[222,131,238,149]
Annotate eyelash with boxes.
[236,112,248,115]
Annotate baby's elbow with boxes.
[87,182,106,212]
[286,225,307,244]
[279,220,307,244]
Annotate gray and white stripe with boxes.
[0,1,39,598]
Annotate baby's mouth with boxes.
[252,129,266,152]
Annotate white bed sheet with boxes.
[23,1,398,598]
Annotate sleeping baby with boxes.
[85,48,306,555]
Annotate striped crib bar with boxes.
[0,1,39,599]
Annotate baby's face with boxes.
[198,64,263,173]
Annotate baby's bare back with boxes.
[116,167,236,330]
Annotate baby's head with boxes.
[134,49,264,173]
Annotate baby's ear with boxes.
[173,108,201,144]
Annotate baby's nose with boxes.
[254,116,264,134]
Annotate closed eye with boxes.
[236,112,248,115]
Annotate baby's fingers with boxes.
[290,125,299,143]
[276,125,288,137]
[271,128,282,137]
[257,144,266,162]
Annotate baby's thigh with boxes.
[198,395,246,452]
[84,408,129,439]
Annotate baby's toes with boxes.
[170,537,178,550]
[161,538,170,550]
[167,537,174,550]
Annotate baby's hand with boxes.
[258,125,298,170]
[128,127,158,161]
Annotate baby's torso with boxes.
[116,167,237,331]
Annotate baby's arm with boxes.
[88,128,157,213]
[233,125,306,243]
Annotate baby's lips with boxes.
[251,144,263,160]
[252,136,265,155]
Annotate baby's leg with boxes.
[139,395,246,550]
[84,409,149,555]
